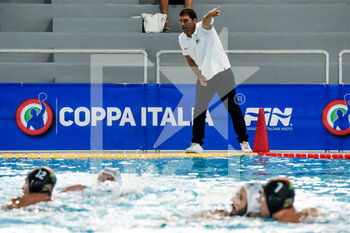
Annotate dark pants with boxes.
[192,68,249,145]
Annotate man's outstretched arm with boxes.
[202,7,220,30]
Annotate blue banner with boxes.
[1,83,349,151]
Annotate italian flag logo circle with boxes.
[15,95,53,136]
[322,99,350,136]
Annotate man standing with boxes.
[178,7,252,153]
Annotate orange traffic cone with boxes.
[253,108,270,153]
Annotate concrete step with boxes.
[52,0,139,3]
[0,53,50,62]
[0,32,178,59]
[52,17,142,33]
[159,63,330,84]
[197,0,350,3]
[0,31,346,83]
[53,53,148,64]
[51,51,323,65]
[159,52,326,64]
[0,0,48,3]
[0,31,348,59]
[0,63,150,83]
[51,0,139,4]
[49,5,350,34]
[1,4,350,32]
[0,62,334,84]
[341,63,350,84]
[160,63,350,85]
[165,4,350,33]
[0,4,159,31]
[141,0,350,4]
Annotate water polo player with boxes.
[230,182,264,217]
[61,167,121,192]
[7,167,57,209]
[196,182,263,218]
[259,178,320,223]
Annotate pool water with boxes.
[0,155,349,233]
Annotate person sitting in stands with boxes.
[61,167,121,192]
[7,167,57,209]
[258,177,320,223]
[161,0,193,32]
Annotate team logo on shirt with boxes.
[15,92,53,136]
[322,94,350,136]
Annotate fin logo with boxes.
[15,93,53,136]
[244,108,293,127]
[322,94,350,136]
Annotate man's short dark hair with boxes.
[179,8,197,20]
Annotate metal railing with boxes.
[156,49,330,84]
[0,49,148,83]
[338,50,350,84]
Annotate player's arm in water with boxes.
[300,207,322,219]
[272,207,322,223]
[191,209,230,219]
[7,194,51,209]
[7,167,56,209]
[60,184,87,192]
[61,168,120,192]
[185,55,207,87]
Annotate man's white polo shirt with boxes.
[178,21,231,81]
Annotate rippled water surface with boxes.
[0,155,349,233]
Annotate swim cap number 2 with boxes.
[34,169,47,180]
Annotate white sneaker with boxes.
[185,143,203,153]
[240,141,252,153]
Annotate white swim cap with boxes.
[243,182,263,216]
[98,167,121,183]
